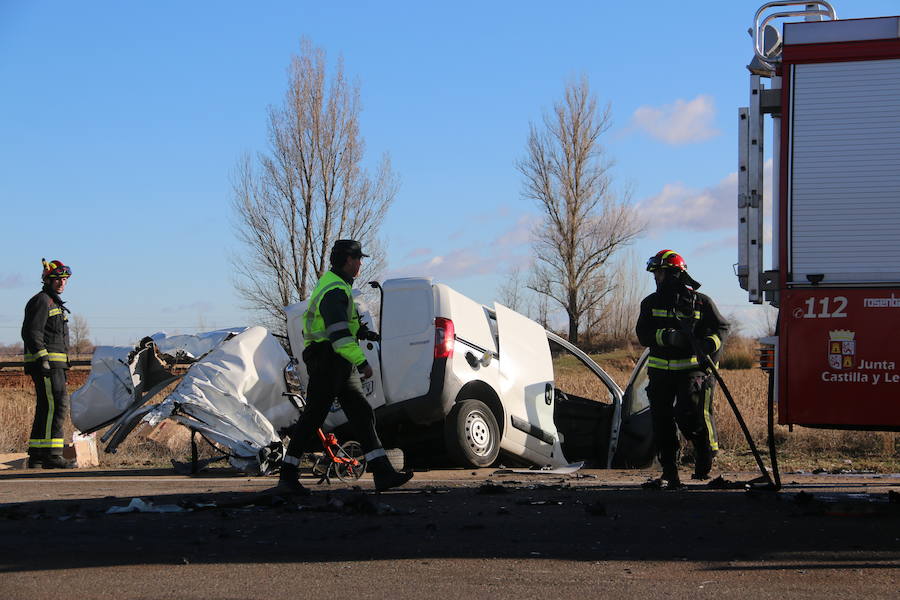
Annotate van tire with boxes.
[444,400,500,468]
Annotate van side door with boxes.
[611,349,655,468]
[494,303,566,465]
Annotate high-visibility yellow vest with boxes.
[302,270,365,366]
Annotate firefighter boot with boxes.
[692,443,713,480]
[41,455,75,469]
[273,461,310,496]
[368,455,413,492]
[661,464,684,490]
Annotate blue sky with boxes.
[1,0,896,346]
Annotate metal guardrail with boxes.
[0,359,194,371]
[0,360,93,370]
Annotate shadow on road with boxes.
[1,480,898,573]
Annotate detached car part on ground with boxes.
[71,326,298,474]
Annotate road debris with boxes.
[107,497,189,514]
[476,482,510,495]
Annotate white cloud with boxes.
[693,233,738,255]
[404,247,432,259]
[639,159,774,237]
[495,213,539,248]
[0,273,24,289]
[639,172,736,231]
[162,301,214,313]
[386,248,496,280]
[385,215,536,280]
[631,95,719,144]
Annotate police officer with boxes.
[22,259,75,469]
[636,250,729,488]
[276,240,413,493]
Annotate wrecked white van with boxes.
[70,278,654,473]
[286,277,655,470]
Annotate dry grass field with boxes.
[560,357,899,473]
[2,354,897,472]
[0,370,201,468]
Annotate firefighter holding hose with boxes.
[636,250,729,489]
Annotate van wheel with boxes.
[445,400,500,468]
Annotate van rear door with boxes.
[379,278,435,404]
[494,303,566,465]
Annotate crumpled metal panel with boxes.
[71,328,245,432]
[142,326,294,474]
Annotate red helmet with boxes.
[646,249,687,273]
[42,258,72,279]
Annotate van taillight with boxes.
[434,318,455,359]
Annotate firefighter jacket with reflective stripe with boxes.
[21,288,70,370]
[302,269,368,370]
[636,288,728,371]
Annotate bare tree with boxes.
[232,39,398,332]
[517,77,643,344]
[70,314,93,356]
[597,250,649,345]
[496,266,528,313]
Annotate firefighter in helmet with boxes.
[21,259,75,469]
[636,250,729,488]
[276,240,413,494]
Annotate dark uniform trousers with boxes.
[285,342,382,458]
[28,368,69,458]
[647,368,718,474]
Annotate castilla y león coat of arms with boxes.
[828,330,855,370]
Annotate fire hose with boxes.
[675,314,781,491]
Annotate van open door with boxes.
[611,349,655,468]
[284,297,385,430]
[379,278,436,404]
[494,303,567,466]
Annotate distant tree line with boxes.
[231,44,650,347]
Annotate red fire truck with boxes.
[738,1,900,431]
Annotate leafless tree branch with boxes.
[231,39,398,334]
[517,77,645,344]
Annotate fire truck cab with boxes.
[738,1,900,430]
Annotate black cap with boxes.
[331,239,369,258]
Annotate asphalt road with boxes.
[1,465,898,599]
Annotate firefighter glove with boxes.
[662,329,692,350]
[40,358,51,376]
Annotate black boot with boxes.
[661,465,684,490]
[692,443,714,480]
[273,462,310,495]
[26,454,44,469]
[368,455,413,492]
[41,455,75,469]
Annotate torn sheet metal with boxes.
[494,461,585,475]
[72,328,246,432]
[142,326,295,474]
[71,326,299,475]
